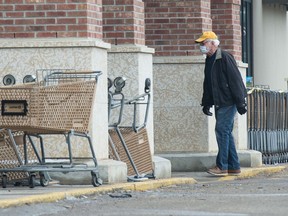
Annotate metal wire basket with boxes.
[0,70,102,134]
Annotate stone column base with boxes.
[157,150,263,172]
[49,156,171,185]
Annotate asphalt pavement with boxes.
[0,165,286,209]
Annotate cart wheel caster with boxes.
[29,174,36,188]
[91,173,102,187]
[40,173,49,187]
[2,174,7,188]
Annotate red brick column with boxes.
[211,0,242,61]
[102,0,145,45]
[0,0,103,39]
[144,0,212,56]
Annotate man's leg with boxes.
[228,129,241,172]
[215,105,237,171]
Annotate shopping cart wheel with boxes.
[28,173,36,188]
[2,174,7,188]
[39,172,49,187]
[91,172,102,187]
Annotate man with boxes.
[195,31,247,176]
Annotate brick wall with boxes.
[102,0,145,45]
[211,0,242,61]
[0,0,243,59]
[0,0,103,39]
[144,0,212,56]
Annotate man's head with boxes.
[195,31,220,56]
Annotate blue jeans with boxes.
[215,105,240,171]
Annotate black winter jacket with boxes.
[201,48,247,109]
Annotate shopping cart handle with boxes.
[126,93,149,104]
[129,93,151,133]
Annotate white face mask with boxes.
[200,45,209,54]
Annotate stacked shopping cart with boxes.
[0,69,102,188]
[247,88,288,164]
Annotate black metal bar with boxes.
[7,129,24,165]
[26,134,42,164]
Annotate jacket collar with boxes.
[215,48,222,60]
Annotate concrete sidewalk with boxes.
[0,165,286,209]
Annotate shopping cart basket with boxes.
[0,70,103,188]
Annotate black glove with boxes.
[202,106,212,116]
[237,104,247,115]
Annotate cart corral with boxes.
[247,88,288,165]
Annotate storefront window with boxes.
[241,0,253,78]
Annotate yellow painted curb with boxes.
[238,165,286,178]
[133,177,197,191]
[218,165,286,181]
[0,177,196,209]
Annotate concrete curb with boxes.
[0,166,286,209]
[0,177,196,209]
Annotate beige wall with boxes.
[153,56,208,153]
[253,2,288,91]
[153,56,248,154]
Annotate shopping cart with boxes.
[108,77,154,181]
[0,69,103,188]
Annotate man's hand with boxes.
[237,104,247,115]
[202,106,212,116]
